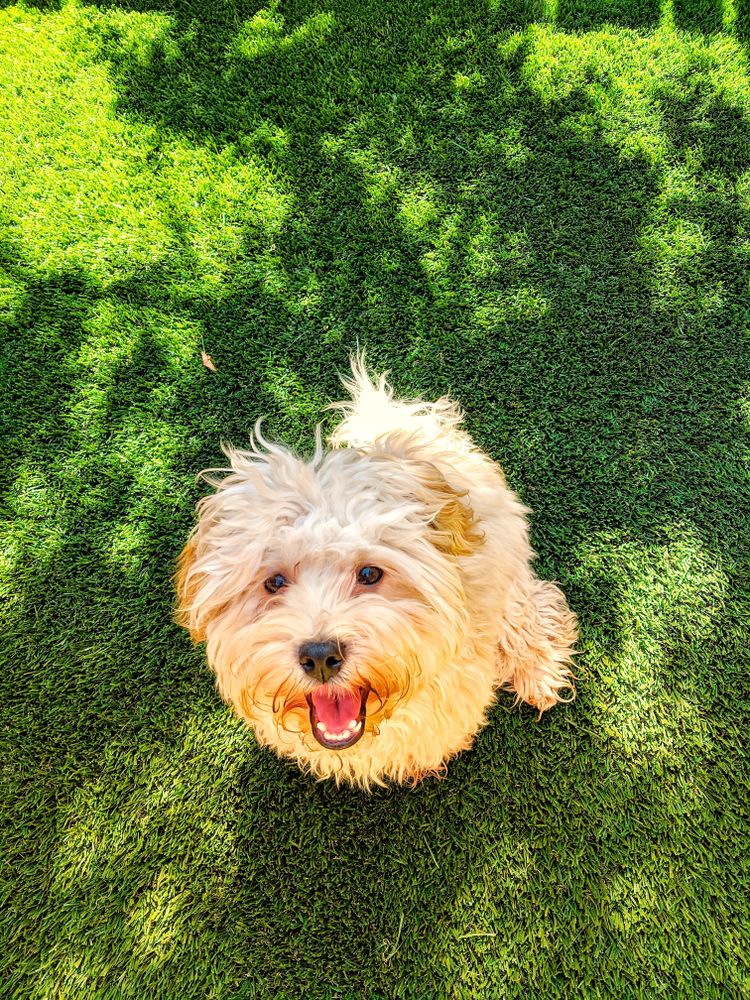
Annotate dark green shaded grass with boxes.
[1,0,749,996]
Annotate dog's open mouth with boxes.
[307,685,369,750]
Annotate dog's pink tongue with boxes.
[311,688,361,730]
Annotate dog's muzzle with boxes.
[306,684,369,750]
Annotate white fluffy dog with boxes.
[177,360,576,787]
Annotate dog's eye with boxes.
[356,566,383,586]
[264,573,287,594]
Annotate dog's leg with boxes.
[497,575,577,714]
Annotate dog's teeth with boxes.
[316,723,364,744]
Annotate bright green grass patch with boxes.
[1,0,749,996]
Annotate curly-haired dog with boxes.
[177,360,576,787]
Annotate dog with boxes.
[176,359,577,787]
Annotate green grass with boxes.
[1,0,749,995]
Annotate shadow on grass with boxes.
[554,0,661,30]
[1,1,749,996]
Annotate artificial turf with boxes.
[1,0,749,995]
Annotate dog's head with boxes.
[176,426,483,770]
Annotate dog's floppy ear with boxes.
[410,459,485,557]
[175,535,208,642]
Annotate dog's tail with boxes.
[327,354,466,452]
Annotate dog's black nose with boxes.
[298,639,346,683]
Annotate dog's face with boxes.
[177,433,483,775]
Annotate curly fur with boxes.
[177,358,577,787]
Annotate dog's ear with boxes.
[410,460,485,557]
[175,535,208,642]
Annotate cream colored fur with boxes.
[177,359,577,788]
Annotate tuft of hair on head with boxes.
[328,353,464,451]
[328,351,393,426]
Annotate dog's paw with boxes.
[524,676,575,719]
[497,576,578,716]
